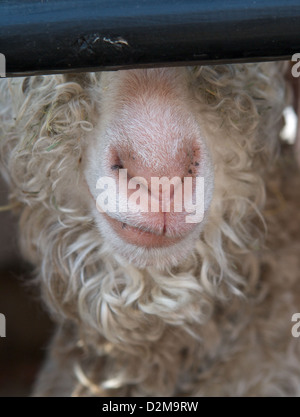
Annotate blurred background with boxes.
[0,177,53,397]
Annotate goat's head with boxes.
[83,68,214,269]
[0,63,286,284]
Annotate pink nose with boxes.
[109,140,200,192]
[106,143,202,238]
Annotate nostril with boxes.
[108,147,138,180]
[109,149,124,172]
[111,163,124,171]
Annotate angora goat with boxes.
[0,62,300,397]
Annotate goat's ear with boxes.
[286,61,300,166]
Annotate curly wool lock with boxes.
[1,62,300,396]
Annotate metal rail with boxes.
[0,0,299,77]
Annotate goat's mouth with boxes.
[103,213,183,248]
[85,180,187,248]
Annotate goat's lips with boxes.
[103,214,182,248]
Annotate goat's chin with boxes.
[110,231,199,270]
[94,211,202,269]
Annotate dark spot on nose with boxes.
[188,169,193,174]
[111,164,123,171]
[122,223,127,229]
[194,162,199,166]
[78,157,82,164]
